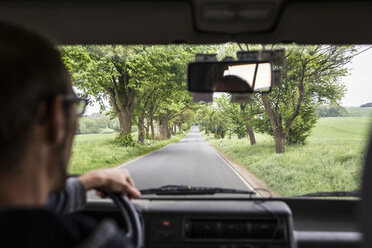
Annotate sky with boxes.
[83,46,372,115]
[341,46,372,107]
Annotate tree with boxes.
[62,45,198,144]
[213,94,261,144]
[156,88,192,139]
[129,45,195,142]
[195,103,212,136]
[215,44,262,144]
[62,45,141,136]
[173,109,195,134]
[257,45,355,153]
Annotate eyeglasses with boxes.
[61,94,88,116]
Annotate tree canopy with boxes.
[62,43,355,153]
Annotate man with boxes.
[0,22,140,247]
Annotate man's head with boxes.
[0,22,77,194]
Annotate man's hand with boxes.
[78,168,141,199]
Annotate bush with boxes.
[255,104,318,145]
[99,128,115,134]
[114,130,136,147]
[317,105,348,117]
[286,105,317,145]
[182,123,189,132]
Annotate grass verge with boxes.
[69,133,186,174]
[204,117,371,196]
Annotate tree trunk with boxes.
[229,129,232,139]
[246,125,256,145]
[156,118,161,139]
[166,122,171,138]
[159,117,171,140]
[145,120,150,139]
[261,93,285,154]
[106,74,136,135]
[118,109,133,133]
[137,114,145,144]
[150,115,155,140]
[178,121,183,134]
[274,131,285,153]
[159,126,166,140]
[170,126,174,136]
[210,122,218,138]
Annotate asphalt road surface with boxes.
[121,126,251,191]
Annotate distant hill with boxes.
[361,102,372,108]
[344,107,372,117]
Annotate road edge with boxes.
[205,140,281,198]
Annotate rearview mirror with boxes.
[188,61,272,93]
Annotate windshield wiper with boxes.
[296,190,360,197]
[140,185,256,195]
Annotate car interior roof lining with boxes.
[0,0,370,45]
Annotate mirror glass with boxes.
[188,61,272,93]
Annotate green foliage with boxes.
[182,123,190,132]
[195,94,262,141]
[78,117,100,134]
[77,113,119,134]
[62,44,203,140]
[99,128,115,134]
[253,45,355,150]
[115,130,136,147]
[205,117,371,196]
[317,105,348,117]
[286,105,318,144]
[64,43,356,152]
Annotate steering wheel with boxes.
[103,191,143,248]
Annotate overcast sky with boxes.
[83,46,372,115]
[341,45,372,107]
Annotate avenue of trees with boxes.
[61,45,201,145]
[61,43,356,153]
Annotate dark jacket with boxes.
[0,178,134,248]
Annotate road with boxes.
[121,126,251,191]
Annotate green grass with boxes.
[345,107,372,117]
[68,133,186,174]
[204,117,372,196]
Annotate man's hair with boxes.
[0,22,69,173]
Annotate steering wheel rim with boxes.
[103,191,143,248]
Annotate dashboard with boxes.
[138,200,293,248]
[81,197,361,248]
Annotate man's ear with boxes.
[46,96,65,145]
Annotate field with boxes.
[68,133,185,174]
[205,117,372,196]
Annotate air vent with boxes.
[185,219,286,240]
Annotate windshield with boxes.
[62,44,372,198]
